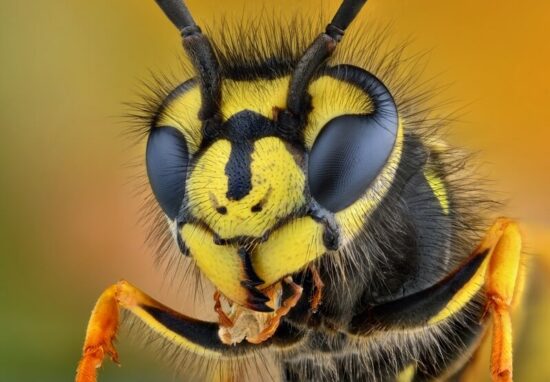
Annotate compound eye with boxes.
[308,108,398,212]
[146,126,189,219]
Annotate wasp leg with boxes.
[446,218,523,382]
[349,218,523,382]
[75,283,120,382]
[214,290,234,328]
[75,280,258,382]
[484,219,522,382]
[310,265,324,313]
[246,276,303,344]
[435,218,522,382]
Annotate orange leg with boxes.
[462,218,522,382]
[350,218,523,382]
[75,280,237,382]
[432,218,523,382]
[75,284,121,382]
[214,290,234,328]
[246,276,303,344]
[310,265,325,313]
[483,218,523,382]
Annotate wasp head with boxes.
[146,0,400,312]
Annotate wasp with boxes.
[75,0,525,381]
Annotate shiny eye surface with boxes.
[308,114,398,212]
[307,71,398,212]
[146,126,189,219]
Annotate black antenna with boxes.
[286,0,368,118]
[155,0,221,123]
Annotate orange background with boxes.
[0,1,549,381]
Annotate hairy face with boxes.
[146,67,401,310]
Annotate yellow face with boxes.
[187,137,306,239]
[148,72,403,310]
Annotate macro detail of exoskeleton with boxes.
[75,0,526,381]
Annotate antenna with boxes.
[155,0,221,123]
[286,0,368,118]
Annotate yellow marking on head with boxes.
[157,77,288,154]
[305,76,374,148]
[162,74,398,299]
[252,217,326,286]
[158,85,203,153]
[187,137,305,239]
[181,217,326,305]
[220,78,288,120]
[157,75,375,154]
[335,121,404,241]
[424,168,450,215]
[180,224,249,306]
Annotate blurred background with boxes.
[0,0,548,381]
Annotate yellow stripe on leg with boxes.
[428,257,489,324]
[75,280,227,382]
[427,218,522,381]
[428,219,517,325]
[115,281,223,357]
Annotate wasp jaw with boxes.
[216,277,303,345]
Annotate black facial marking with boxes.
[225,141,253,200]
[222,110,279,201]
[216,206,227,215]
[237,247,273,312]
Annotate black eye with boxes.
[146,126,189,219]
[308,71,398,212]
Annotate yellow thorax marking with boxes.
[396,364,416,382]
[424,167,450,215]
